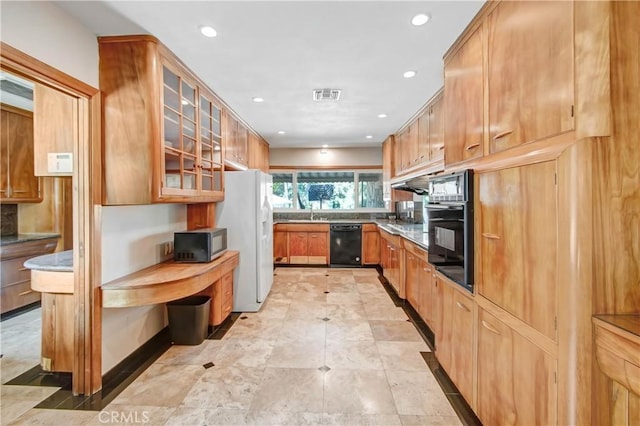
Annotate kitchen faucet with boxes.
[310,206,314,221]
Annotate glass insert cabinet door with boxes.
[199,93,223,192]
[161,64,222,194]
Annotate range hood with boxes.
[391,173,430,195]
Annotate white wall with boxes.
[2,2,188,374]
[270,147,382,168]
[1,1,99,87]
[101,205,186,372]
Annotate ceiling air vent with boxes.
[313,89,341,101]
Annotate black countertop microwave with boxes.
[174,228,227,263]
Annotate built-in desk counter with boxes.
[101,250,239,327]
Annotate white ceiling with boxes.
[57,1,484,149]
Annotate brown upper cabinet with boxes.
[391,89,445,178]
[444,26,483,166]
[487,1,574,152]
[0,104,41,202]
[248,131,270,173]
[99,35,224,204]
[224,112,249,169]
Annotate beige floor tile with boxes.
[326,320,374,342]
[325,340,383,370]
[326,281,359,293]
[165,407,248,425]
[356,283,388,294]
[213,338,275,368]
[245,410,324,425]
[278,318,326,342]
[323,413,403,425]
[386,370,455,416]
[369,320,423,342]
[325,303,367,321]
[250,368,324,413]
[267,339,325,369]
[293,288,328,303]
[155,339,224,366]
[324,369,397,414]
[376,341,430,371]
[400,414,463,426]
[6,408,98,425]
[352,268,380,276]
[256,299,290,319]
[0,385,59,401]
[97,405,176,425]
[285,301,327,320]
[224,316,284,340]
[110,363,203,407]
[1,399,40,426]
[362,302,409,321]
[326,291,362,305]
[181,365,265,410]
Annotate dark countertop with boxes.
[0,233,61,246]
[24,249,73,272]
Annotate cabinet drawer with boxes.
[1,256,32,287]
[221,273,233,300]
[1,280,40,314]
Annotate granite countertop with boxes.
[0,233,61,246]
[24,249,73,272]
[377,222,429,250]
[274,219,429,250]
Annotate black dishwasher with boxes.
[330,224,362,267]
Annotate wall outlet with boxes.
[163,241,174,256]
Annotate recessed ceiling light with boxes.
[252,97,264,103]
[411,13,430,26]
[199,25,217,37]
[322,144,329,148]
[403,70,417,78]
[277,130,286,135]
[378,114,387,118]
[366,135,373,139]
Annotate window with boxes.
[271,170,386,211]
[272,172,294,208]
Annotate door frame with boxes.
[0,42,103,395]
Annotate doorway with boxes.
[0,43,102,396]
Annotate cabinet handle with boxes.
[465,143,480,151]
[456,301,471,312]
[420,155,425,159]
[390,247,395,251]
[482,320,501,335]
[482,233,501,240]
[18,267,29,272]
[439,146,445,151]
[311,235,317,238]
[18,290,34,296]
[493,130,513,141]
[425,268,431,272]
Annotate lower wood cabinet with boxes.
[276,224,329,265]
[477,308,557,425]
[435,274,474,404]
[212,272,233,326]
[362,224,380,265]
[379,229,403,297]
[273,227,288,264]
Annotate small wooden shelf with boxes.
[101,250,239,308]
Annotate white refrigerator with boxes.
[215,170,273,312]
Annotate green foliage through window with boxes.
[270,170,385,210]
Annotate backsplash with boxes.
[1,204,18,236]
[274,212,390,221]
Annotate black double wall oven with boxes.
[426,170,474,293]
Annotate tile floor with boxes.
[1,267,462,425]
